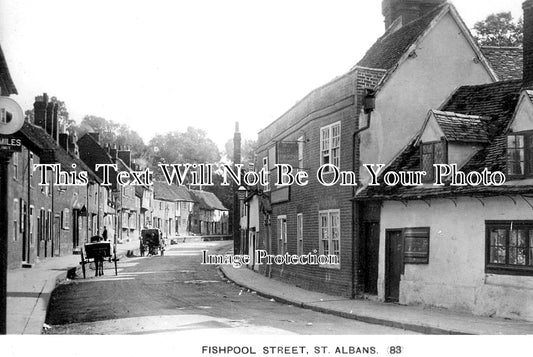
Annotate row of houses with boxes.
[239,0,533,321]
[0,54,228,269]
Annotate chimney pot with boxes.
[382,0,446,30]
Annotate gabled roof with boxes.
[430,110,489,143]
[17,122,101,183]
[357,80,527,200]
[0,44,17,95]
[78,133,113,161]
[480,46,523,81]
[357,4,447,70]
[190,190,228,211]
[440,80,522,132]
[153,181,194,202]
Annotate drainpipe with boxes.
[351,88,375,299]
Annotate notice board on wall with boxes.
[403,227,430,264]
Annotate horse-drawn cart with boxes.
[80,238,118,278]
[140,228,165,256]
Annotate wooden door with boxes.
[363,222,380,295]
[385,230,403,302]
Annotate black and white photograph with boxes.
[0,0,532,355]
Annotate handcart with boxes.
[80,237,118,278]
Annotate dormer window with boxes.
[507,132,533,177]
[421,141,447,182]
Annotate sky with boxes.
[0,0,525,150]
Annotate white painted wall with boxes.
[510,93,533,132]
[239,195,260,231]
[359,12,494,186]
[379,197,533,321]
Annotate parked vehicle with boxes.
[81,236,117,278]
[141,228,165,256]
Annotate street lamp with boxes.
[237,185,247,202]
[236,185,250,256]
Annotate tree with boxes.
[76,115,147,161]
[473,12,523,47]
[148,127,221,177]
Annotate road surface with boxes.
[44,241,416,335]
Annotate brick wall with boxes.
[254,68,386,296]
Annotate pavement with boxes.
[8,237,533,335]
[219,265,533,335]
[6,239,140,334]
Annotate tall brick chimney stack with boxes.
[51,102,59,142]
[33,93,48,130]
[382,0,446,30]
[109,144,118,162]
[523,0,533,89]
[45,101,55,137]
[233,122,241,165]
[118,145,132,167]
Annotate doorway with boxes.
[363,221,380,295]
[385,229,403,302]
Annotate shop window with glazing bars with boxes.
[486,221,533,275]
[319,209,340,267]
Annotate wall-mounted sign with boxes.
[0,135,22,152]
[0,97,24,135]
[403,227,430,264]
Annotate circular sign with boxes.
[0,97,24,135]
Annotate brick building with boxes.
[251,0,508,297]
[5,93,106,268]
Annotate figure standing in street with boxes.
[102,226,108,241]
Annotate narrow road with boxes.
[45,241,415,334]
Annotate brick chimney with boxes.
[45,102,55,137]
[51,102,59,142]
[382,0,446,30]
[59,133,69,151]
[33,93,48,130]
[118,145,132,167]
[233,122,241,164]
[524,0,533,89]
[109,144,118,162]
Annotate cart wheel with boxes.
[80,250,86,279]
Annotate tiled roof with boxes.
[19,122,57,152]
[481,46,523,81]
[441,80,522,134]
[153,181,193,202]
[357,4,447,70]
[431,110,489,143]
[357,80,525,200]
[17,122,101,183]
[190,190,228,211]
[0,44,17,95]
